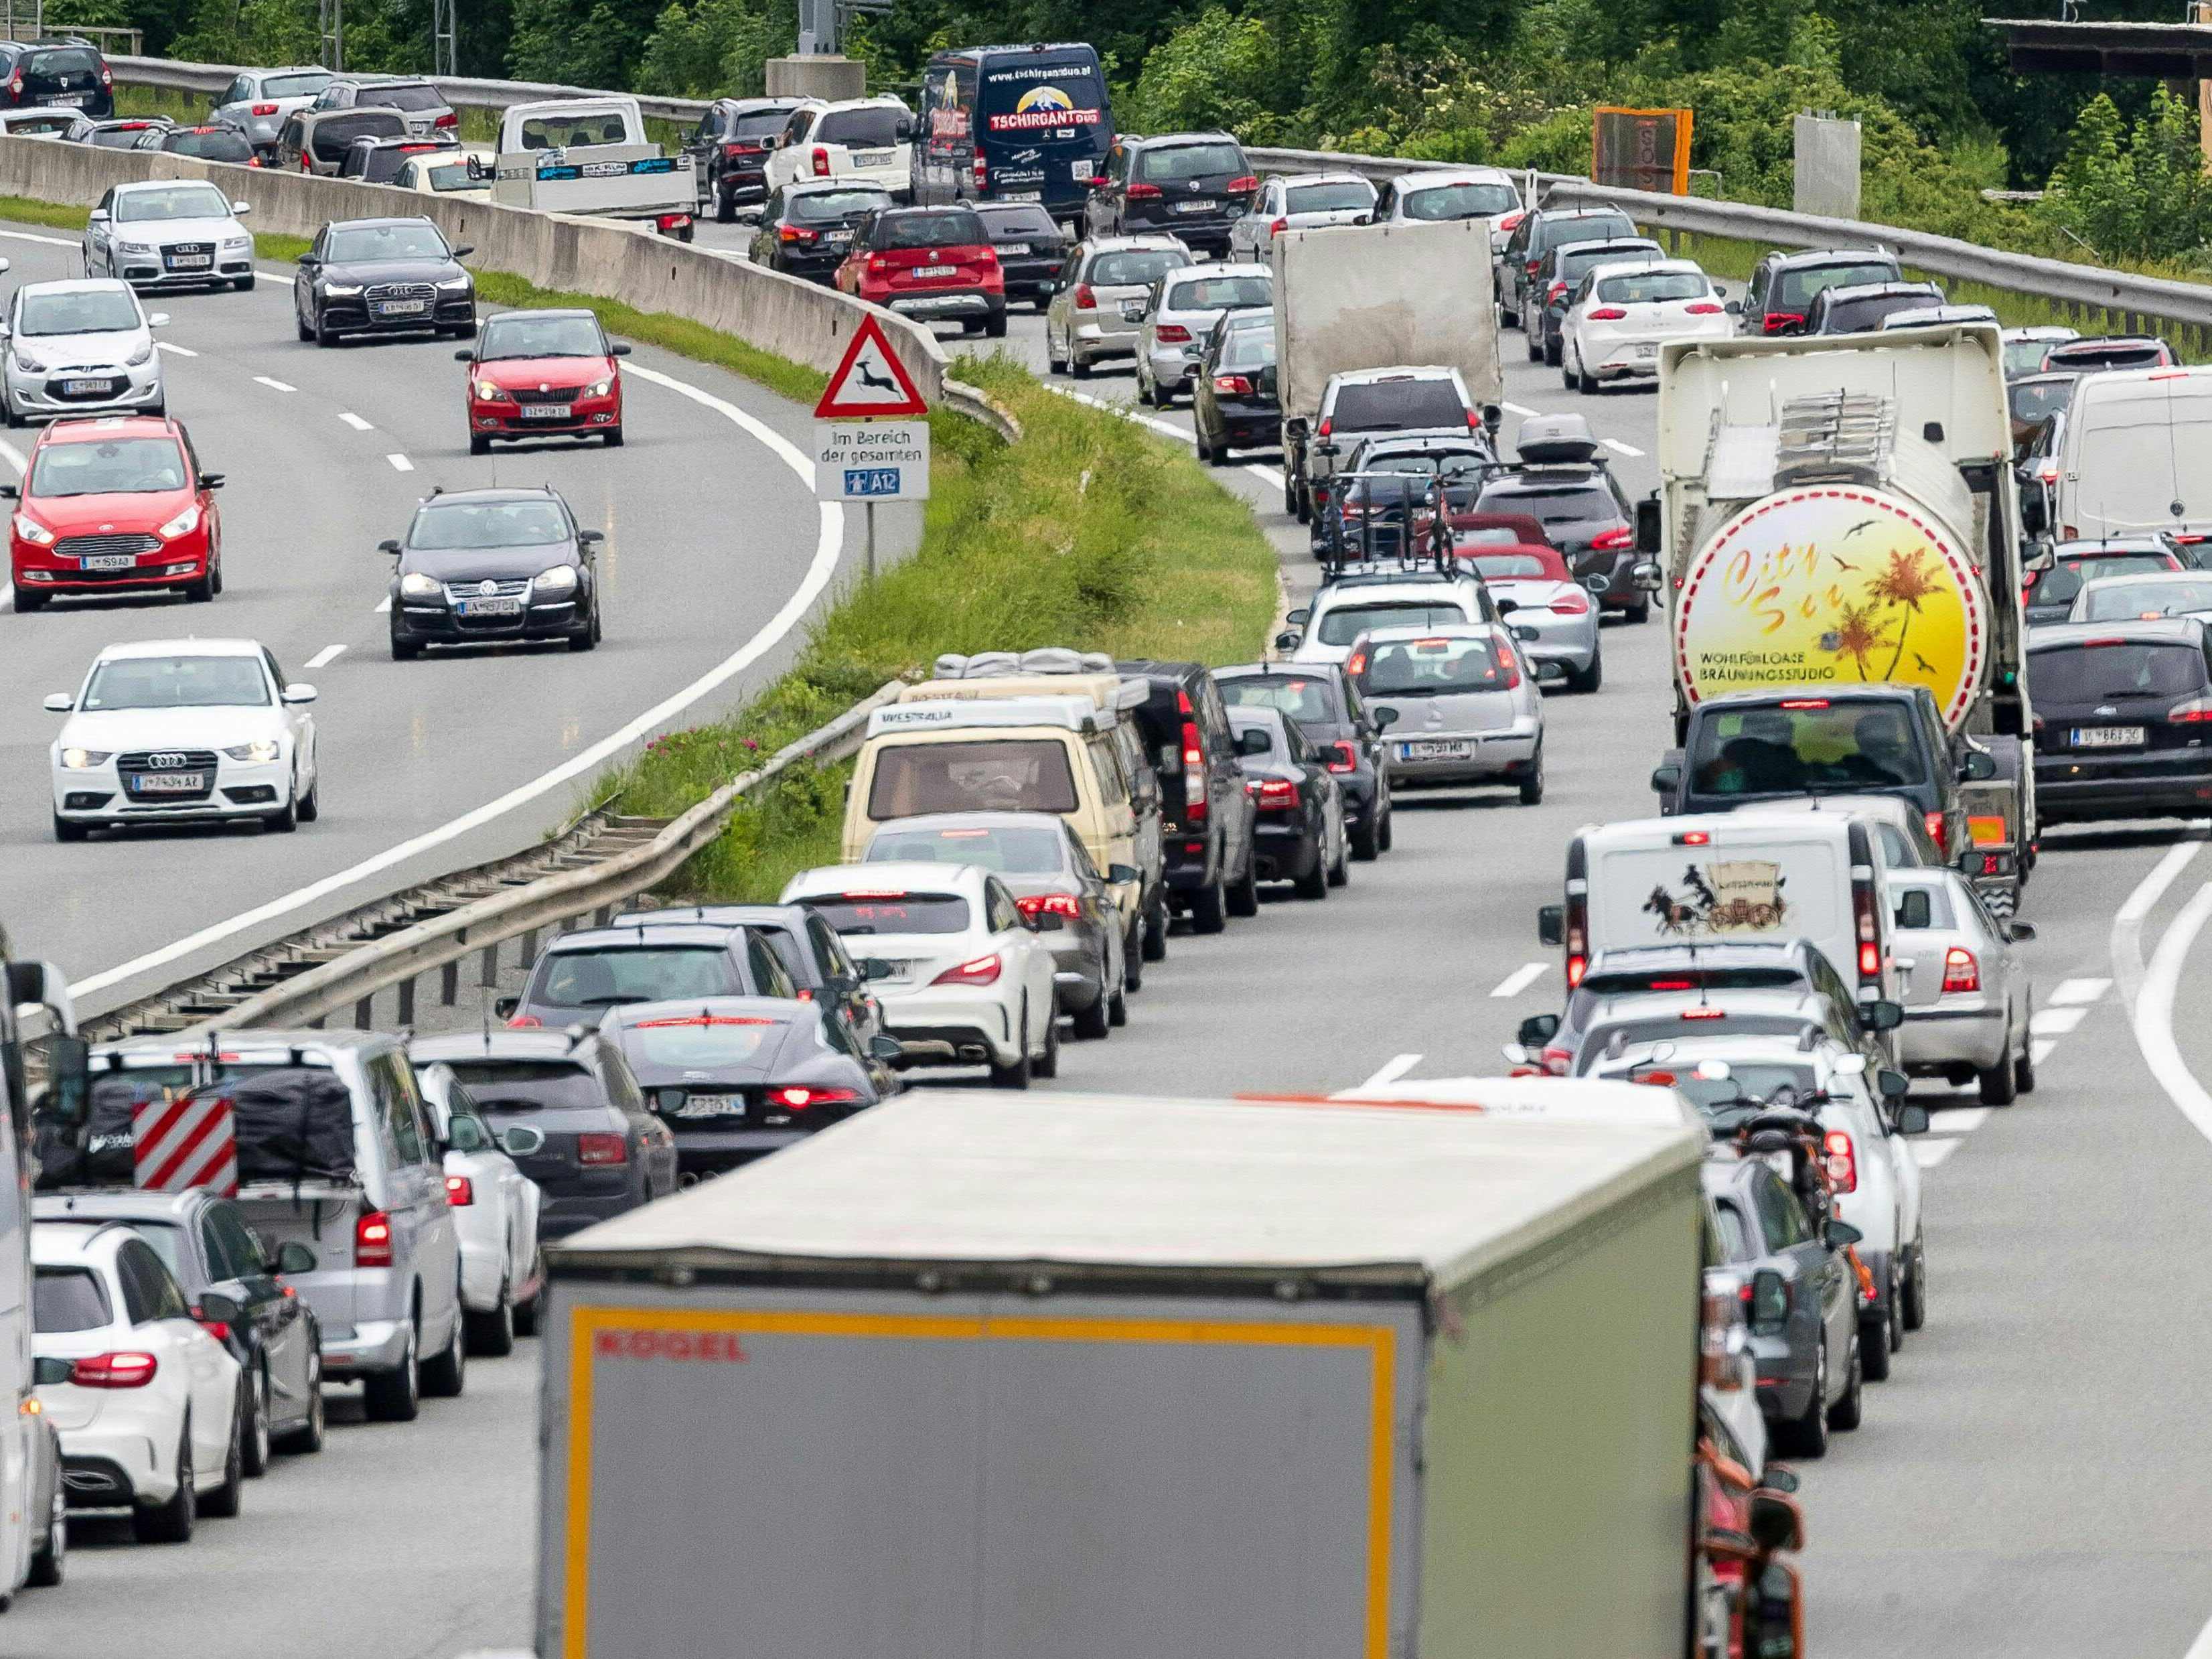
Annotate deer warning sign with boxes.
[814,314,930,419]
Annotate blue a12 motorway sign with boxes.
[843,467,904,497]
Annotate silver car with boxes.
[1,279,164,425]
[1889,866,2036,1102]
[1226,171,1377,261]
[1128,261,1271,407]
[207,64,334,159]
[2067,569,2212,624]
[1457,540,1603,691]
[1351,621,1546,802]
[84,179,256,291]
[1044,234,1191,380]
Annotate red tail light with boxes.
[1495,644,1522,689]
[1015,893,1082,919]
[811,145,830,176]
[1251,778,1300,809]
[932,954,1003,987]
[8,74,21,94]
[247,156,261,167]
[1318,416,1333,439]
[1565,887,1589,989]
[99,66,112,86]
[1267,217,1286,238]
[1942,947,1980,994]
[767,1085,861,1110]
[2169,697,2212,723]
[1822,1129,1858,1194]
[1495,210,1526,233]
[1346,650,1368,678]
[506,1014,542,1029]
[576,1133,630,1166]
[1213,373,1254,395]
[1762,313,1803,334]
[1126,182,1163,201]
[1525,257,1542,277]
[1546,281,1568,304]
[1853,871,1883,988]
[656,212,692,233]
[778,224,819,243]
[723,139,759,156]
[250,102,279,116]
[1325,741,1358,774]
[1680,1005,1726,1021]
[1684,301,1723,315]
[444,1174,473,1206]
[972,153,988,190]
[1226,174,1258,193]
[354,1210,393,1268]
[70,1352,157,1388]
[434,111,457,129]
[1587,306,1628,320]
[1590,527,1634,551]
[1178,690,1207,823]
[1549,590,1591,614]
[1073,283,1096,310]
[194,1312,231,1344]
[1155,323,1191,344]
[1923,810,1947,855]
[301,150,313,171]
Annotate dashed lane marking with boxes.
[2030,1006,2085,1037]
[155,341,197,357]
[338,412,373,431]
[2047,976,2110,1006]
[1911,1139,1963,1169]
[1501,401,1537,417]
[1360,1054,1422,1089]
[253,375,295,392]
[1489,961,1548,998]
[372,595,390,614]
[304,644,346,670]
[386,453,413,472]
[1602,437,1643,457]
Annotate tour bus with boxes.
[913,42,1112,220]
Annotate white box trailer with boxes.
[538,1084,1708,1659]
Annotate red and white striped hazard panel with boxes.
[133,1093,238,1197]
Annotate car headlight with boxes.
[586,377,611,397]
[437,274,471,291]
[475,379,510,401]
[117,240,151,255]
[12,513,53,545]
[321,281,363,296]
[222,234,251,249]
[532,565,578,595]
[13,352,43,374]
[156,504,200,539]
[125,340,153,367]
[222,739,281,763]
[399,571,443,599]
[58,747,112,770]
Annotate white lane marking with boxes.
[1489,961,1548,998]
[253,375,296,392]
[2029,1005,2085,1037]
[1931,1105,1992,1135]
[1242,463,1281,486]
[2031,1037,2058,1066]
[1602,437,1643,457]
[1053,386,1189,444]
[1360,1053,1422,1088]
[386,453,413,472]
[73,364,844,1003]
[0,228,78,249]
[1911,1139,1962,1168]
[2047,976,2110,1007]
[338,412,374,431]
[2112,836,2204,1011]
[372,595,391,614]
[304,644,346,670]
[155,341,197,358]
[1501,400,1536,417]
[2131,879,2212,1148]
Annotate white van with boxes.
[1538,811,1896,1007]
[2053,364,2212,542]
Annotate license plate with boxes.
[1634,342,1657,358]
[676,1094,745,1119]
[459,597,522,617]
[169,254,211,269]
[1070,163,1093,182]
[377,299,427,316]
[911,265,956,279]
[520,403,572,420]
[998,242,1030,255]
[1401,739,1475,760]
[851,149,892,165]
[1173,200,1215,214]
[131,772,203,794]
[61,378,113,394]
[52,94,84,107]
[2072,725,2144,748]
[825,232,851,246]
[82,553,135,570]
[1005,190,1043,202]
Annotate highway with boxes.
[11,223,2212,1658]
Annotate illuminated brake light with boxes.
[1325,741,1358,773]
[1942,947,1980,994]
[768,1084,862,1110]
[71,1352,158,1388]
[1778,698,1830,709]
[250,102,279,116]
[1673,830,1710,846]
[2170,698,2212,723]
[1587,307,1627,320]
[1155,323,1191,344]
[354,1210,393,1268]
[1762,312,1803,334]
[1822,1129,1858,1194]
[506,1014,542,1028]
[1015,893,1082,918]
[1213,374,1254,395]
[932,954,1003,987]
[1648,979,1695,991]
[1072,283,1096,310]
[811,145,830,177]
[1680,1006,1726,1020]
[1684,301,1723,315]
[444,1174,473,1206]
[576,1133,629,1166]
[1177,689,1208,823]
[1590,527,1634,551]
[1923,810,1947,855]
[1252,778,1300,809]
[1860,941,1882,978]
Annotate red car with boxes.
[834,204,1005,338]
[458,308,629,455]
[5,414,222,611]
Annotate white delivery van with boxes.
[2052,364,2212,543]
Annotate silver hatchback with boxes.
[1349,622,1546,802]
[1889,866,2036,1102]
[1044,234,1191,379]
[1128,261,1271,407]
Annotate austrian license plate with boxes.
[1173,199,1215,213]
[998,241,1030,255]
[2072,725,2144,748]
[1634,342,1658,358]
[912,265,956,279]
[82,553,135,570]
[458,597,523,617]
[1005,190,1043,202]
[1401,739,1475,760]
[61,378,113,395]
[520,403,573,420]
[676,1094,745,1119]
[131,772,204,794]
[851,149,892,165]
[377,299,426,316]
[168,254,211,269]
[51,94,84,107]
[824,232,851,246]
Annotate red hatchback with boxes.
[834,205,1005,337]
[459,308,629,454]
[6,414,222,611]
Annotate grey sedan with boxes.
[207,65,334,160]
[1889,866,2036,1103]
[1351,622,1546,802]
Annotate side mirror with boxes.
[611,343,632,357]
[578,528,606,545]
[42,691,72,712]
[1120,301,1145,323]
[1536,903,1564,946]
[147,311,171,328]
[1631,560,1663,593]
[453,347,475,362]
[1822,1218,1864,1250]
[869,1034,903,1062]
[861,958,895,982]
[499,1124,546,1158]
[450,243,474,258]
[31,1356,71,1386]
[1106,864,1140,885]
[198,472,224,490]
[494,995,519,1018]
[1897,889,1932,929]
[1723,297,1742,315]
[1284,607,1309,624]
[230,199,252,215]
[1877,1068,1910,1102]
[1651,760,1682,796]
[280,682,317,705]
[1747,1492,1804,1554]
[196,1290,244,1325]
[895,119,914,143]
[1634,494,1663,555]
[378,538,401,555]
[1481,404,1502,436]
[86,208,108,224]
[296,252,319,267]
[1959,747,1997,782]
[1274,630,1302,652]
[275,1240,318,1275]
[1747,1268,1788,1331]
[44,1032,89,1124]
[1513,622,1540,642]
[2007,920,2037,942]
[1372,706,1399,729]
[1864,999,1904,1032]
[1894,1102,1930,1135]
[1517,1011,1560,1048]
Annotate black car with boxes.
[1,38,111,117]
[1803,280,1945,336]
[1215,662,1392,859]
[498,920,799,1029]
[683,95,806,221]
[748,181,891,281]
[1084,131,1256,258]
[2022,539,2184,627]
[34,1187,325,1469]
[1736,246,1902,337]
[972,200,1068,307]
[294,215,475,345]
[137,123,257,165]
[1226,705,1345,899]
[2027,618,2212,824]
[1116,659,1262,934]
[80,115,167,149]
[601,995,887,1178]
[1532,236,1663,365]
[384,486,603,658]
[1495,205,1637,328]
[1191,308,1276,463]
[339,133,458,184]
[1473,421,1639,617]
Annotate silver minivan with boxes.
[66,1031,469,1423]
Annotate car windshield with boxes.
[325,222,447,261]
[90,124,160,149]
[1328,379,1467,432]
[477,315,603,360]
[620,1013,783,1070]
[1316,601,1469,646]
[791,187,889,223]
[409,498,570,549]
[81,655,267,710]
[33,1267,110,1333]
[816,106,904,147]
[516,110,628,147]
[867,739,1079,818]
[261,72,331,98]
[1361,634,1507,695]
[1775,261,1897,311]
[438,1060,602,1112]
[1558,244,1658,283]
[2009,377,2075,428]
[1822,291,1937,333]
[165,129,253,161]
[2030,553,2177,607]
[115,184,232,224]
[1218,675,1340,721]
[1286,179,1374,214]
[864,824,1067,873]
[2029,640,2210,702]
[1597,270,1708,303]
[30,436,187,496]
[534,946,739,1009]
[881,210,983,248]
[1134,141,1244,183]
[17,287,139,336]
[362,83,444,113]
[1165,275,1269,312]
[798,893,970,934]
[1688,702,1930,794]
[2076,577,2212,620]
[1087,248,1188,287]
[1468,552,1552,579]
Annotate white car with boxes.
[763,96,913,200]
[1129,261,1270,407]
[45,638,321,841]
[1282,569,1499,665]
[1226,171,1376,260]
[32,1220,246,1543]
[1,277,169,427]
[1559,257,1730,392]
[83,178,256,291]
[1369,165,1522,240]
[782,861,1061,1089]
[417,1062,545,1355]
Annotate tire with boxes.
[26,1475,62,1587]
[263,791,297,835]
[1859,1310,1893,1382]
[1349,804,1381,861]
[1526,325,1544,363]
[1625,595,1651,624]
[52,814,85,843]
[361,1319,420,1423]
[569,613,599,651]
[1979,1045,2018,1105]
[1070,354,1092,380]
[988,1006,1032,1089]
[295,770,319,824]
[465,1281,516,1358]
[2014,1035,2037,1095]
[239,1361,271,1477]
[1073,977,1112,1040]
[183,563,216,603]
[1,387,20,428]
[1578,362,1599,396]
[715,188,735,224]
[469,433,490,455]
[13,586,45,611]
[1226,845,1260,916]
[199,1386,244,1518]
[234,273,254,292]
[1106,982,1128,1027]
[514,1273,544,1338]
[1294,482,1311,524]
[132,1421,196,1543]
[1293,839,1329,899]
[1568,650,1604,694]
[1033,1010,1059,1078]
[1561,356,1574,391]
[1769,1339,1829,1459]
[1544,335,1562,367]
[1901,1232,1927,1332]
[1122,923,1144,993]
[391,634,421,661]
[419,1298,467,1398]
[1378,801,1394,852]
[1518,747,1546,806]
[313,307,336,348]
[1189,873,1228,934]
[984,307,1010,340]
[272,1348,325,1454]
[295,307,313,342]
[604,427,625,448]
[1828,1331,1864,1431]
[1045,332,1066,375]
[1142,889,1169,960]
[1327,824,1349,887]
[1149,372,1172,409]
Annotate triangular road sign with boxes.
[816,313,931,419]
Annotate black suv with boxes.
[0,38,111,117]
[1473,417,1640,616]
[1085,133,1256,259]
[1215,662,1392,859]
[748,181,892,282]
[682,95,805,222]
[1804,280,1944,336]
[974,200,1070,308]
[1495,206,1636,327]
[1737,247,1902,337]
[1116,660,1261,934]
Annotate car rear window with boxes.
[1218,675,1341,722]
[2029,553,2179,607]
[799,893,971,934]
[2049,341,2168,371]
[2029,640,2210,702]
[1328,378,1467,432]
[1360,634,1506,695]
[1540,213,1635,249]
[2077,577,2212,620]
[619,1013,784,1070]
[1286,179,1374,214]
[1087,248,1189,287]
[166,127,254,162]
[1774,261,1899,311]
[534,946,740,1009]
[1893,885,1955,928]
[364,83,445,113]
[34,1267,110,1333]
[1402,180,1516,219]
[1687,702,1930,794]
[867,739,1079,818]
[790,186,889,223]
[1165,274,1270,311]
[1220,326,1274,371]
[816,106,904,148]
[25,48,98,78]
[1316,601,1469,647]
[439,1060,603,1112]
[864,822,1066,873]
[1583,966,1804,997]
[1477,480,1617,525]
[1557,242,1657,283]
[880,209,984,249]
[89,125,157,149]
[978,202,1057,237]
[2009,377,2075,429]
[1821,292,1937,334]
[1467,552,1553,579]
[1597,270,1707,303]
[1134,141,1245,184]
[1621,1062,1818,1113]
[261,72,330,98]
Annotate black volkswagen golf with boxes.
[295,215,475,344]
[1213,662,1392,859]
[384,486,602,657]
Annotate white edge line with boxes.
[303,644,346,670]
[2130,880,2212,1147]
[0,432,23,611]
[1359,1053,1422,1089]
[70,365,846,1000]
[1489,960,1548,998]
[2114,838,2203,1012]
[1501,401,1536,417]
[372,595,391,614]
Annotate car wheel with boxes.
[263,790,297,835]
[1073,972,1112,1039]
[198,1385,245,1518]
[1978,1043,2018,1105]
[1568,649,1604,694]
[391,633,421,660]
[419,1295,467,1397]
[465,1279,516,1358]
[1526,326,1543,363]
[1122,922,1144,993]
[13,584,44,611]
[1518,746,1546,806]
[2014,1035,2036,1094]
[51,813,85,843]
[715,188,735,224]
[183,563,216,603]
[1769,1338,1829,1459]
[469,432,490,455]
[1543,335,1562,368]
[1293,834,1329,899]
[604,426,625,448]
[1070,353,1092,380]
[272,1348,325,1453]
[361,1317,420,1422]
[1625,595,1651,624]
[131,1419,196,1543]
[1578,362,1599,396]
[240,1361,271,1477]
[988,1004,1032,1090]
[1226,845,1260,916]
[1,384,20,428]
[234,273,255,292]
[1106,981,1128,1027]
[1045,330,1066,374]
[1901,1232,1927,1331]
[295,305,314,342]
[295,769,319,824]
[1189,872,1229,933]
[1378,800,1394,852]
[569,611,599,652]
[313,307,337,348]
[514,1258,546,1338]
[1142,889,1169,960]
[1828,1331,1864,1431]
[1858,1305,1893,1382]
[983,306,1008,340]
[1350,804,1381,861]
[26,1473,63,1587]
[1033,1009,1059,1078]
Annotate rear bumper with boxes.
[881,288,999,320]
[670,1129,805,1176]
[539,1194,641,1240]
[59,1439,161,1507]
[1386,729,1540,784]
[1251,819,1321,879]
[1900,1001,2008,1071]
[2035,762,2212,822]
[320,1316,411,1376]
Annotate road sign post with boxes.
[812,315,932,577]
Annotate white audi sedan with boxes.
[45,638,320,841]
[1,278,166,426]
[82,178,257,291]
[1558,258,1731,393]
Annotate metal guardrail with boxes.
[108,53,715,123]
